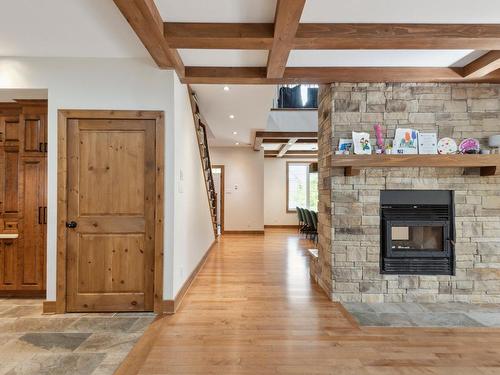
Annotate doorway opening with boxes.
[212,165,224,235]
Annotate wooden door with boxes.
[66,118,156,312]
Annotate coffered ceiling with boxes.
[111,0,500,83]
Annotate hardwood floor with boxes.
[117,229,500,375]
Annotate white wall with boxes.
[0,57,214,301]
[210,147,264,231]
[172,75,215,296]
[264,158,316,226]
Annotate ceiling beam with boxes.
[164,23,500,50]
[277,138,298,158]
[254,131,317,151]
[263,138,318,144]
[114,0,185,77]
[253,135,264,151]
[462,51,500,78]
[294,24,500,50]
[256,131,318,139]
[165,23,274,49]
[264,150,318,158]
[266,0,306,79]
[182,66,500,84]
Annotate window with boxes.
[287,162,318,212]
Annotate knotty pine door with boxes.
[66,118,156,312]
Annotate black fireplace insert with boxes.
[380,190,455,275]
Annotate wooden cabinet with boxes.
[0,100,47,294]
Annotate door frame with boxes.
[212,165,224,234]
[56,110,164,314]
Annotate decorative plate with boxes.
[459,138,480,154]
[437,138,458,155]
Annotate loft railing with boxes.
[273,84,319,109]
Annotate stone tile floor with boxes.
[0,298,155,375]
[343,302,500,327]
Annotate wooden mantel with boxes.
[331,154,500,177]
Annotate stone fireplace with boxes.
[314,82,500,303]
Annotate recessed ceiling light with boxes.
[232,131,238,135]
[235,142,240,145]
[223,86,230,92]
[229,114,235,119]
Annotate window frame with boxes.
[286,161,316,213]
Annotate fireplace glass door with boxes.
[386,220,449,258]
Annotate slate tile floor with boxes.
[343,302,500,327]
[0,298,155,375]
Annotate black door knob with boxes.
[66,221,77,229]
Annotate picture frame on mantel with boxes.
[418,133,438,155]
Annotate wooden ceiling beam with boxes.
[264,150,318,158]
[294,24,500,50]
[462,51,500,78]
[114,0,185,77]
[266,150,318,155]
[266,0,306,79]
[256,131,318,139]
[165,23,274,49]
[182,66,500,84]
[254,135,264,151]
[262,138,318,144]
[255,131,317,152]
[164,23,500,50]
[277,138,299,158]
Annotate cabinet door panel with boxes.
[0,240,17,288]
[18,159,45,289]
[4,148,19,215]
[24,118,42,153]
[5,120,19,142]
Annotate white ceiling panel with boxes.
[155,0,277,22]
[301,0,500,23]
[179,50,268,67]
[192,85,275,147]
[0,0,148,58]
[287,50,482,68]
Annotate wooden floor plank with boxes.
[117,229,500,375]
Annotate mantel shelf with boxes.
[331,154,500,176]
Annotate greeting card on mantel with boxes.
[418,133,438,154]
[394,128,419,154]
[352,132,372,155]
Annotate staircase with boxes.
[188,86,218,236]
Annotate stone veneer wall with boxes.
[316,83,500,303]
